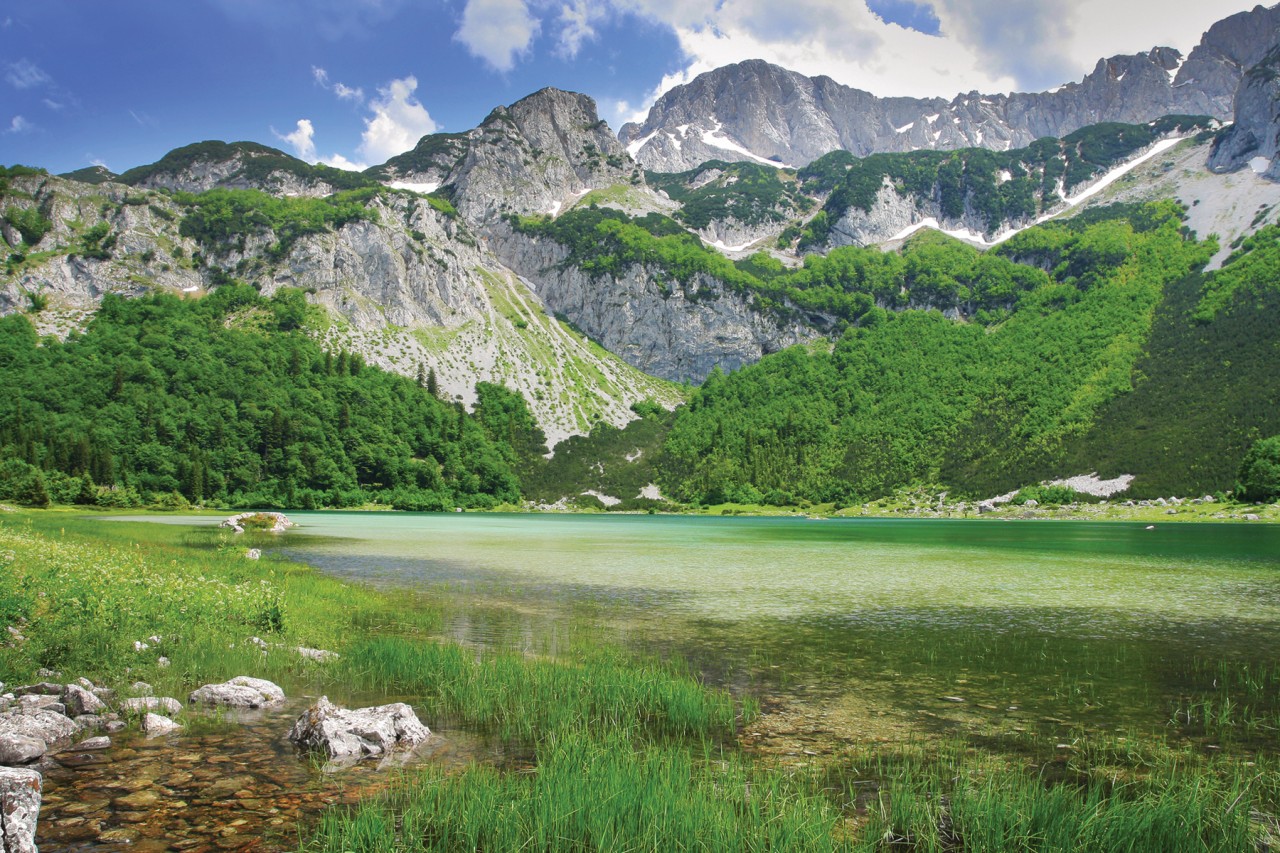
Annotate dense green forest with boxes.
[0,286,532,510]
[634,204,1210,501]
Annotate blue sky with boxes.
[0,0,1257,175]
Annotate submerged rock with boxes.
[0,766,41,853]
[288,696,430,760]
[189,676,285,708]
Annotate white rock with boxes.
[188,676,285,708]
[297,647,339,663]
[0,766,42,853]
[141,713,183,737]
[0,709,75,747]
[288,696,429,760]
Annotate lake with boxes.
[211,512,1280,757]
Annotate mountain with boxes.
[620,5,1280,172]
[0,157,680,447]
[369,87,637,223]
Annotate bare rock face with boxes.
[116,140,349,197]
[188,677,285,709]
[488,223,821,383]
[1209,46,1280,180]
[288,696,429,760]
[621,6,1280,171]
[0,766,42,853]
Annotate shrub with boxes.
[1237,435,1280,503]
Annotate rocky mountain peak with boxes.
[621,5,1280,172]
[372,88,638,225]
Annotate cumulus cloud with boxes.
[274,118,319,161]
[319,153,368,171]
[454,0,540,71]
[6,115,33,134]
[5,59,52,90]
[357,75,439,162]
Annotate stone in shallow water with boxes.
[288,696,430,760]
[188,677,285,709]
[141,713,183,737]
[69,736,111,751]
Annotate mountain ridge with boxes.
[620,4,1280,171]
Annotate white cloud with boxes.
[334,82,364,101]
[356,75,439,163]
[90,157,109,169]
[6,115,33,134]
[313,65,365,103]
[455,0,540,72]
[274,118,319,161]
[5,59,52,90]
[554,0,607,59]
[320,153,368,171]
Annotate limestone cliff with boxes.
[487,222,820,383]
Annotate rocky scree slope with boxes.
[620,4,1280,172]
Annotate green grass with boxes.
[306,728,843,853]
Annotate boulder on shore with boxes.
[189,677,285,709]
[288,696,430,759]
[0,709,77,745]
[0,766,41,853]
[0,735,45,766]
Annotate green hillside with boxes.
[0,286,530,510]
